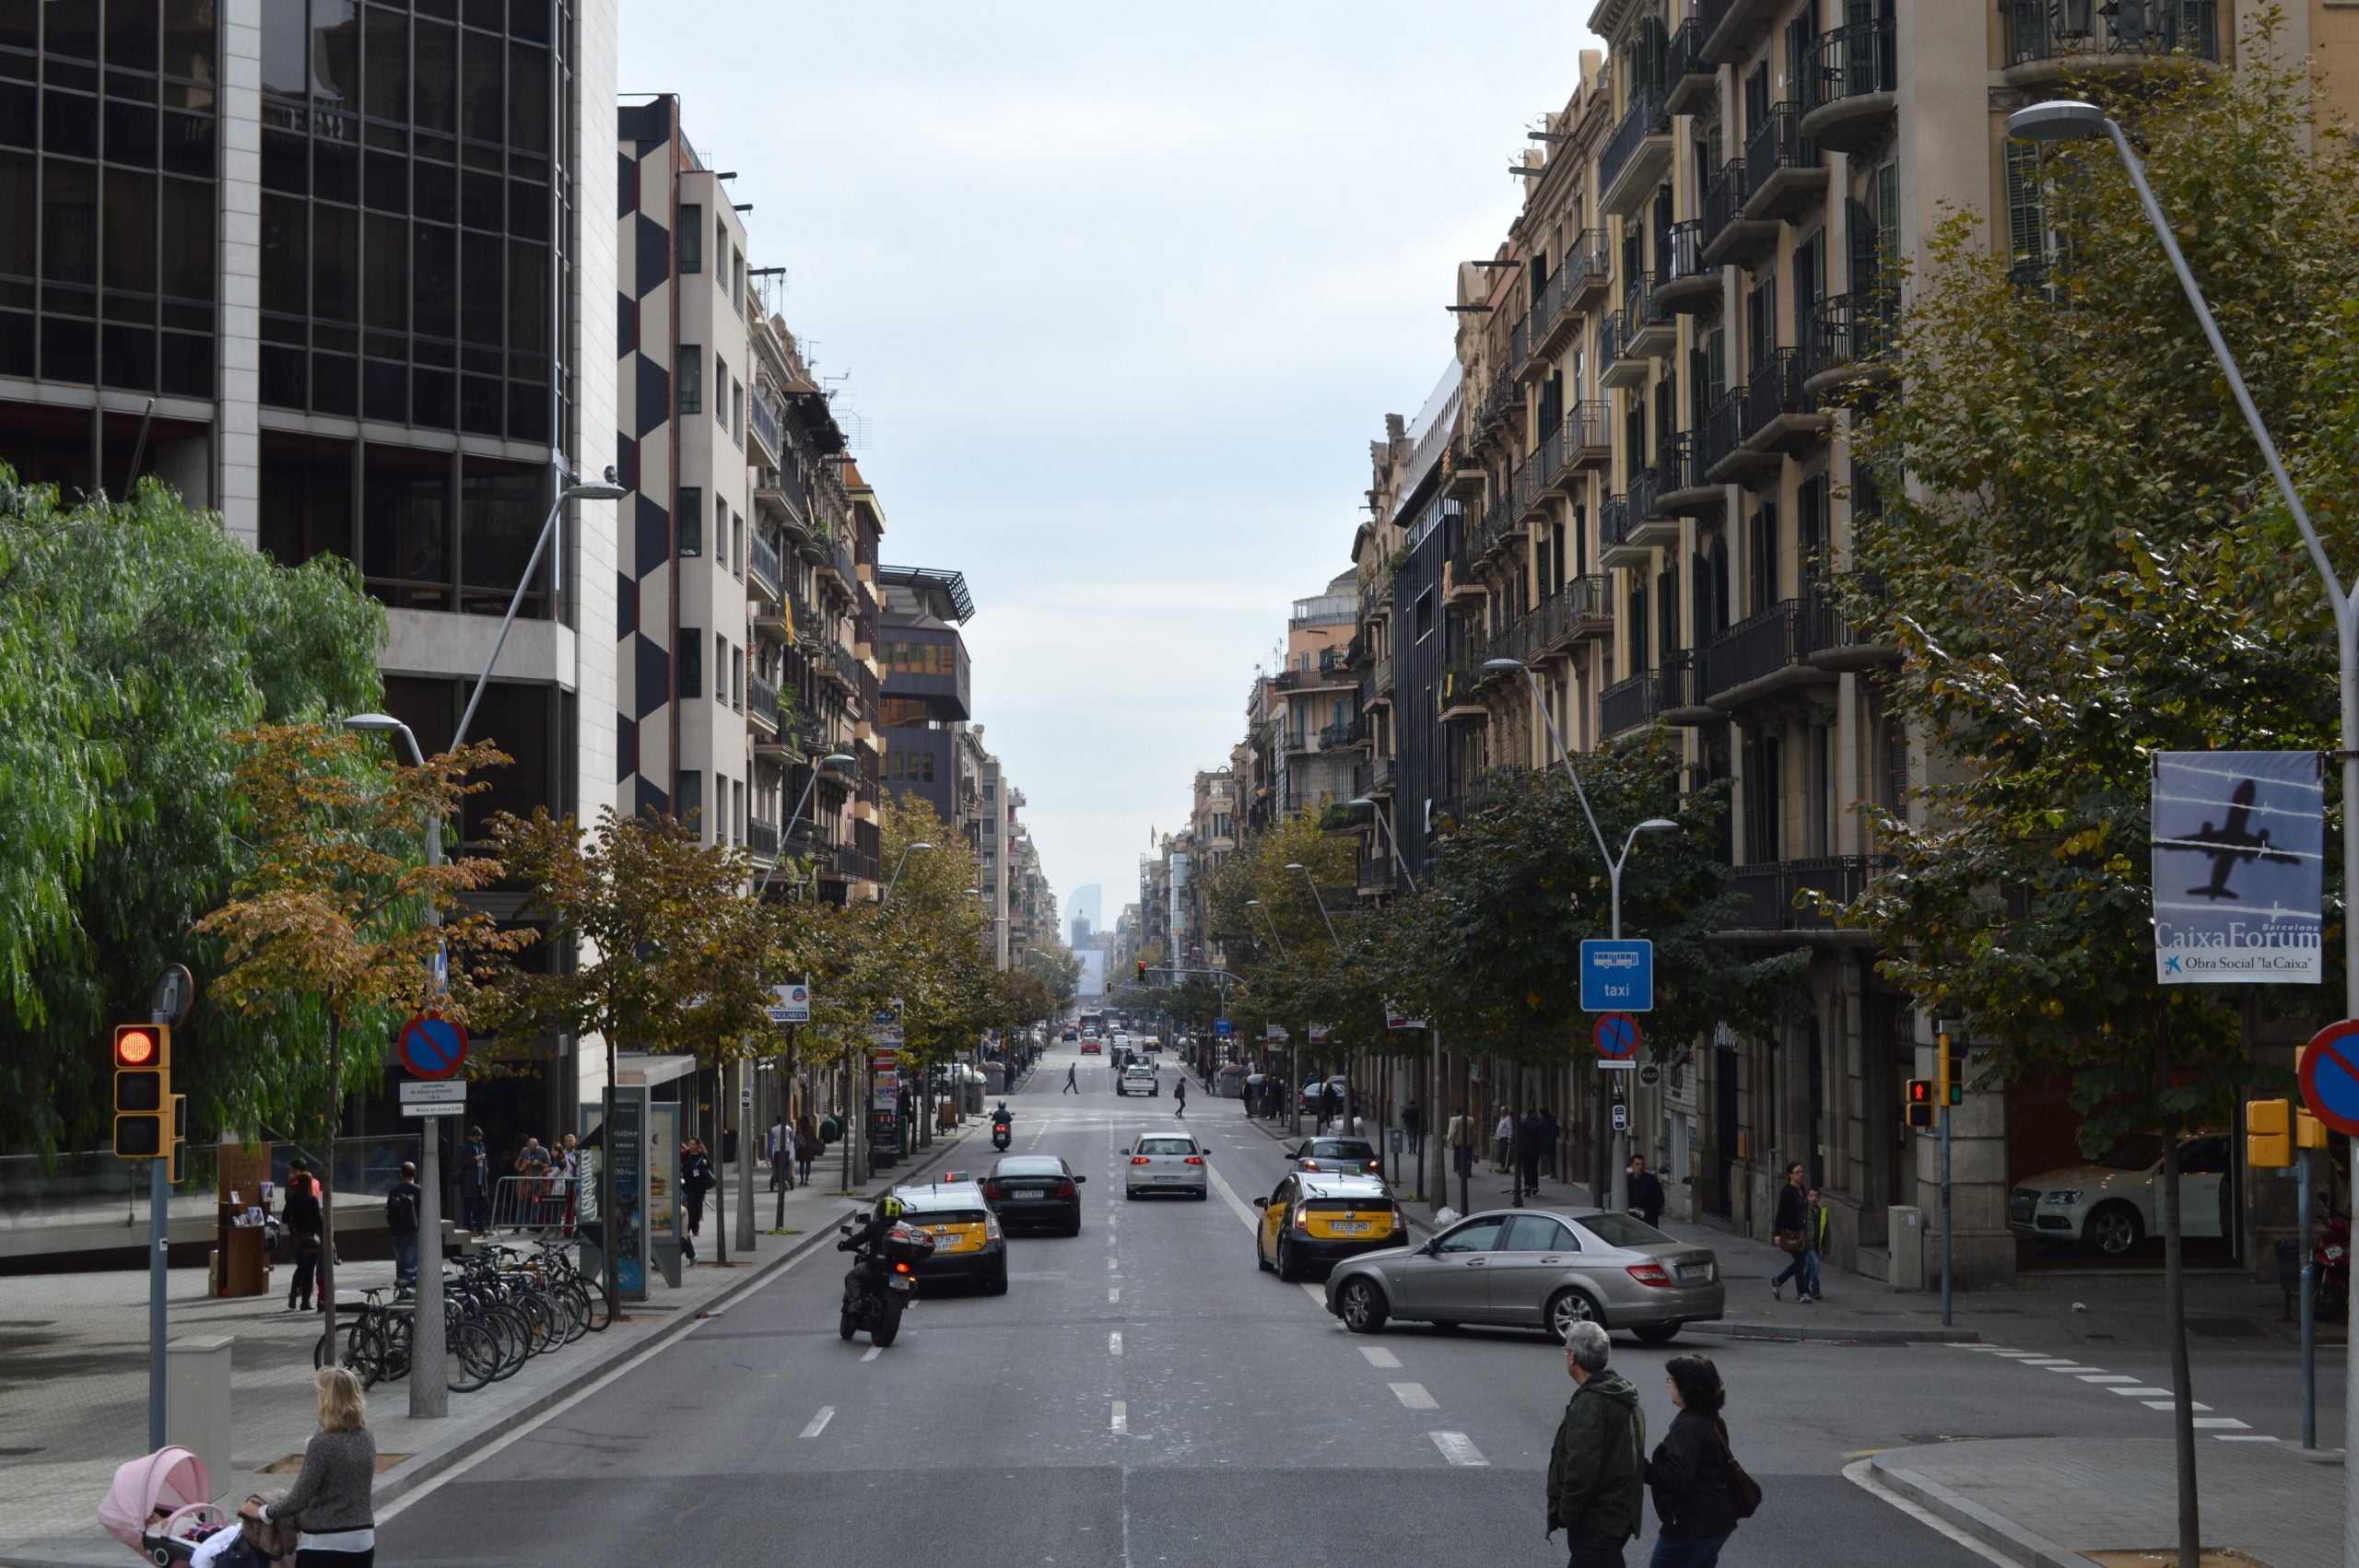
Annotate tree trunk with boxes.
[317,1021,341,1372]
[2158,1017,2201,1568]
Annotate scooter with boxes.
[837,1218,933,1347]
[2316,1211,2350,1321]
[992,1123,1012,1152]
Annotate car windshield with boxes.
[1136,1138,1196,1155]
[1306,1140,1374,1160]
[1573,1212,1672,1249]
[993,1158,1063,1177]
[2094,1134,2171,1170]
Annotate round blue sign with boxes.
[398,1013,469,1080]
[1593,1012,1640,1060]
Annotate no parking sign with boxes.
[2298,1019,2359,1137]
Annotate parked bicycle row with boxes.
[311,1239,609,1394]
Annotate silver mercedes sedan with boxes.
[1321,1207,1725,1343]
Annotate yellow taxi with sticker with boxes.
[890,1177,1008,1294]
[1253,1171,1406,1281]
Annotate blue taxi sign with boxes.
[1580,939,1654,1012]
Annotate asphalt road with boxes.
[376,1043,2321,1567]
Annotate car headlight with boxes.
[2040,1191,2083,1208]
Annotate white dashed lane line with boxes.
[1109,1331,1123,1357]
[1430,1432,1487,1467]
[1948,1344,2267,1440]
[1110,1400,1129,1434]
[1109,1287,1120,1304]
[1391,1382,1438,1410]
[1360,1347,1402,1369]
[799,1406,834,1439]
[860,1346,882,1363]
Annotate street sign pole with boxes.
[147,1003,167,1451]
[2301,1146,2317,1448]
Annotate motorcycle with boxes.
[2317,1211,2350,1321]
[837,1216,933,1347]
[992,1121,1012,1152]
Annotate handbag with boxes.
[1773,1230,1804,1254]
[1717,1420,1763,1519]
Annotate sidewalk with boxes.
[0,1122,981,1568]
[1869,1436,2344,1568]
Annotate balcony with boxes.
[1600,310,1648,391]
[748,672,780,733]
[1699,157,1776,267]
[1801,17,1896,155]
[1802,291,1897,398]
[1702,386,1778,486]
[818,639,861,692]
[1741,347,1828,455]
[754,596,790,639]
[1532,234,1605,365]
[1625,270,1676,360]
[1366,755,1397,796]
[1698,595,1837,710]
[1999,0,2222,89]
[1698,0,1780,67]
[1601,669,1657,738]
[1598,88,1672,217]
[1739,104,1825,223]
[1569,400,1613,469]
[1369,650,1394,708]
[1719,855,1889,941]
[1438,664,1491,724]
[1601,476,1676,568]
[748,531,781,597]
[1657,430,1723,516]
[1628,465,1683,550]
[1508,311,1531,380]
[747,816,780,863]
[1658,648,1716,724]
[1517,432,1561,523]
[1477,366,1521,438]
[1564,228,1614,312]
[1664,16,1715,115]
[1319,716,1367,753]
[1598,494,1638,569]
[749,389,782,465]
[1566,573,1614,642]
[753,463,811,528]
[1656,220,1718,314]
[1803,579,1902,673]
[1357,853,1398,897]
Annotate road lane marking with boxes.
[2013,1357,2075,1365]
[1429,1432,1486,1467]
[2192,1417,2248,1429]
[2109,1387,2172,1397]
[1360,1347,1402,1368]
[2216,1433,2277,1442]
[2078,1375,2139,1384]
[1843,1460,2018,1567]
[1205,1163,1262,1233]
[1108,1256,1118,1270]
[799,1407,834,1439]
[1989,1350,2043,1358]
[1109,1287,1120,1304]
[2143,1399,2211,1411]
[1391,1382,1438,1410]
[1301,1282,1326,1306]
[2040,1364,2103,1373]
[1109,1331,1123,1357]
[1111,1400,1128,1434]
[861,1346,882,1363]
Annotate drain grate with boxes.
[2187,1317,2266,1340]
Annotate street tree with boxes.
[194,724,526,1366]
[1838,30,2357,1564]
[0,473,383,1158]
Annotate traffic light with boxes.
[1905,1078,1934,1129]
[2247,1098,2293,1168]
[1136,961,1147,983]
[2297,1107,2329,1151]
[112,1024,170,1159]
[1937,1033,1963,1106]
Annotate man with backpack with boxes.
[385,1162,423,1294]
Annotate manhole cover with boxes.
[2187,1317,2266,1340]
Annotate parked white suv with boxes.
[1117,1061,1159,1097]
[2007,1132,2230,1257]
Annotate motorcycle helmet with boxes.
[879,1195,904,1219]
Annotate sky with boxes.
[618,2,1602,920]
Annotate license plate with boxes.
[1332,1221,1371,1235]
[1676,1264,1708,1281]
[1015,1188,1045,1199]
[888,1275,912,1291]
[1154,1174,1181,1182]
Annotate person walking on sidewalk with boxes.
[1540,1106,1560,1182]
[459,1126,491,1233]
[1402,1100,1422,1157]
[1495,1106,1515,1174]
[1174,1076,1186,1117]
[241,1365,375,1567]
[681,1140,714,1241]
[1645,1355,1744,1568]
[1518,1108,1544,1199]
[1448,1108,1473,1183]
[796,1110,821,1189]
[1769,1163,1809,1300]
[282,1165,323,1313]
[383,1162,421,1294]
[1800,1186,1829,1303]
[1546,1320,1648,1568]
[1627,1156,1666,1228]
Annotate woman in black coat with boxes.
[281,1166,324,1312]
[1646,1354,1741,1568]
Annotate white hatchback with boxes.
[1117,1062,1159,1097]
[1123,1132,1208,1199]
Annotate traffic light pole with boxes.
[147,1010,167,1452]
[1940,1096,1954,1330]
[2301,1148,2317,1448]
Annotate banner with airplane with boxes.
[2150,751,2323,984]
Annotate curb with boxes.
[1691,1319,1982,1346]
[1866,1450,2098,1568]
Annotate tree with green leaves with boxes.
[0,472,384,1159]
[194,724,527,1366]
[1837,26,2357,1563]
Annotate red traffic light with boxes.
[1136,962,1147,982]
[114,1025,158,1067]
[1907,1079,1932,1105]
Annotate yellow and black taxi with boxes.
[1253,1171,1407,1281]
[890,1177,1008,1294]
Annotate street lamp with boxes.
[883,842,933,904]
[1347,796,1419,895]
[755,752,856,900]
[1351,794,1445,1211]
[2010,95,2356,1498]
[453,474,628,751]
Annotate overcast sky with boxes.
[619,2,1601,922]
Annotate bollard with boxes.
[166,1336,233,1493]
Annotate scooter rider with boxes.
[839,1194,904,1259]
[992,1101,1012,1132]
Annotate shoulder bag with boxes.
[1716,1418,1763,1519]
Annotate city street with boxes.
[370,1044,2317,1568]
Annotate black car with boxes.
[980,1154,1086,1235]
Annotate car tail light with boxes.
[980,1180,1001,1199]
[1056,1179,1076,1198]
[1293,1209,1312,1233]
[1184,1155,1203,1165]
[1391,1205,1407,1232]
[1301,1160,1321,1171]
[1625,1262,1672,1288]
[1131,1156,1150,1165]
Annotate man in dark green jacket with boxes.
[1545,1318,1648,1565]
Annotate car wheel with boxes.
[1632,1323,1682,1345]
[1124,1188,1136,1200]
[986,1269,1008,1296]
[1337,1277,1389,1333]
[1275,1236,1298,1282]
[2085,1202,2143,1258]
[1547,1288,1605,1340]
[1256,1235,1273,1272]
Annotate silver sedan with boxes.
[1322,1207,1725,1343]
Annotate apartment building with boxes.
[1273,571,1365,815]
[1,3,618,1137]
[874,562,976,856]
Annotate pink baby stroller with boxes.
[98,1446,230,1566]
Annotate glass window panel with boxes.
[363,450,452,606]
[362,357,403,420]
[413,19,453,131]
[41,312,95,380]
[101,167,154,291]
[458,458,542,600]
[311,0,358,110]
[0,310,29,376]
[504,174,543,239]
[40,157,95,282]
[505,237,543,354]
[158,107,207,176]
[676,202,699,272]
[0,150,29,278]
[311,202,355,319]
[457,680,551,836]
[107,1,159,72]
[457,370,497,434]
[462,0,499,28]
[411,364,452,426]
[0,1,32,53]
[459,166,497,228]
[157,323,205,393]
[459,27,499,142]
[102,99,153,164]
[43,89,96,158]
[47,1,96,58]
[101,321,154,389]
[260,125,305,192]
[260,0,305,97]
[314,136,355,202]
[159,1,214,82]
[311,349,355,413]
[260,341,303,404]
[0,80,29,147]
[363,4,405,121]
[412,222,452,335]
[459,228,499,343]
[259,191,305,308]
[362,210,404,329]
[505,41,543,153]
[506,0,547,42]
[362,146,403,210]
[413,155,452,222]
[504,379,544,442]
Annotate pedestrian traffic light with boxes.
[112,1024,171,1159]
[1906,1078,1935,1129]
[2247,1098,2293,1168]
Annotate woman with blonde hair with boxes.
[240,1365,375,1564]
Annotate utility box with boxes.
[166,1336,232,1491]
[1887,1206,1926,1291]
